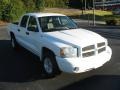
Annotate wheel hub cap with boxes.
[44,58,53,74]
[11,38,15,48]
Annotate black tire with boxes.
[11,35,19,50]
[42,52,61,77]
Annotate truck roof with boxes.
[25,13,66,17]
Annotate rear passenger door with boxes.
[18,15,30,48]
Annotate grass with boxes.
[43,8,82,16]
[84,10,112,16]
[80,10,113,21]
[43,8,84,19]
[43,8,112,16]
[43,8,119,21]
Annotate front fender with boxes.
[41,38,70,57]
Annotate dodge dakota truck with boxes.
[7,13,112,76]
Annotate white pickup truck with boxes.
[7,13,112,76]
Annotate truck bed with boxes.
[7,22,19,36]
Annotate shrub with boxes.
[105,18,120,26]
[35,0,45,11]
[22,0,36,12]
[105,15,120,26]
[0,0,26,22]
[44,0,66,8]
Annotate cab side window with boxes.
[20,15,29,28]
[28,16,38,32]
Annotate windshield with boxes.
[38,16,78,32]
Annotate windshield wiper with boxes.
[68,27,78,29]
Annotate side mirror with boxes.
[27,26,39,32]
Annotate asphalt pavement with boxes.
[76,20,120,39]
[0,26,120,90]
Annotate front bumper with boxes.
[56,46,112,73]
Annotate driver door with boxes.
[26,16,40,56]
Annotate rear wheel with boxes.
[11,35,19,50]
[42,52,61,77]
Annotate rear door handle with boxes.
[26,32,29,35]
[18,29,20,32]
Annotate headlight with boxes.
[60,47,78,58]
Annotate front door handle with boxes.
[18,29,20,32]
[26,32,29,35]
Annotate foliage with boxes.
[35,0,45,11]
[0,0,25,21]
[22,0,35,12]
[0,0,67,21]
[44,0,67,8]
[0,0,105,22]
[105,15,120,25]
[106,19,120,25]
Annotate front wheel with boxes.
[42,52,61,77]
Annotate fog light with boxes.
[74,67,79,71]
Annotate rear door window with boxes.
[20,15,29,28]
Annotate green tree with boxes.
[44,0,54,7]
[35,0,45,11]
[22,0,35,12]
[0,0,25,21]
[0,0,10,20]
[56,0,66,7]
[9,0,26,21]
[44,0,66,8]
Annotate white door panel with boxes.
[17,15,30,48]
[25,16,42,56]
[25,31,41,56]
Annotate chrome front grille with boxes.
[98,47,106,53]
[97,42,105,47]
[82,45,95,51]
[82,42,106,58]
[82,45,95,58]
[82,51,95,58]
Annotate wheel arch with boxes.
[10,32,15,38]
[41,47,55,60]
[41,47,61,76]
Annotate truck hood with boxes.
[43,28,106,47]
